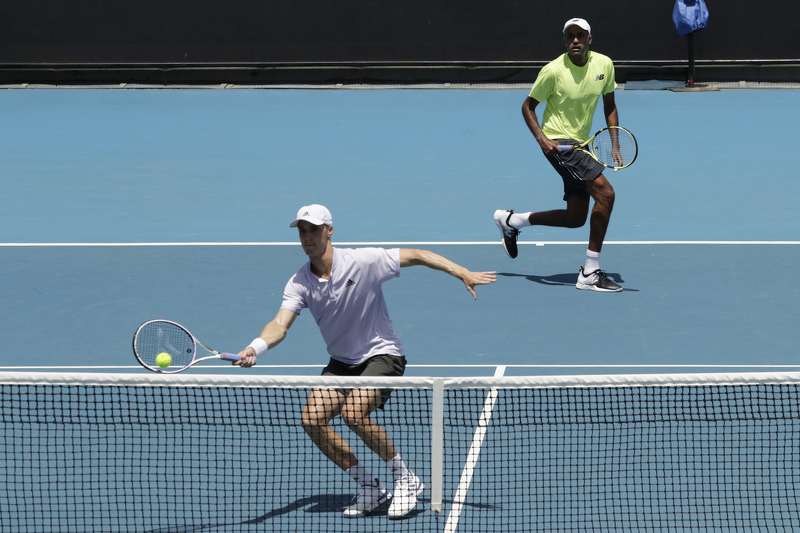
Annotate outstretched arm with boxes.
[399,249,497,300]
[235,308,298,367]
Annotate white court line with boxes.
[1,241,800,247]
[444,365,506,533]
[2,364,797,371]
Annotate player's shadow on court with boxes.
[499,271,637,292]
[244,494,491,523]
[145,495,360,532]
[147,495,492,531]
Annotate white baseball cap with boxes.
[563,18,591,35]
[290,204,333,227]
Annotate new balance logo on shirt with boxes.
[596,74,605,81]
[346,279,355,287]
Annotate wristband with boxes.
[247,338,269,358]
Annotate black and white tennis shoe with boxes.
[494,209,520,259]
[576,267,622,292]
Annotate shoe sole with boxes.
[387,482,424,520]
[343,492,392,518]
[493,210,518,259]
[576,281,622,292]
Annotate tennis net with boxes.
[2,371,800,532]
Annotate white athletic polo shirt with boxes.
[280,247,405,365]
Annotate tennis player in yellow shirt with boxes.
[494,18,623,292]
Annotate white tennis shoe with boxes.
[343,480,391,518]
[576,266,623,292]
[494,209,520,259]
[388,471,424,519]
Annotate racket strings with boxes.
[135,321,195,369]
[591,128,637,168]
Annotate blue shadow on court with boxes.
[498,271,637,291]
[243,494,490,522]
[145,495,492,531]
[246,493,357,518]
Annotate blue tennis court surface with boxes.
[2,86,800,532]
[1,87,798,373]
[3,88,800,244]
[1,242,798,374]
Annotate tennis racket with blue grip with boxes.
[133,319,250,373]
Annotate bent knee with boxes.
[341,412,370,429]
[301,412,329,432]
[593,185,615,208]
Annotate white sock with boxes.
[387,454,409,482]
[509,212,532,229]
[584,250,600,274]
[347,462,377,487]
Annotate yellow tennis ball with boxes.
[156,352,172,368]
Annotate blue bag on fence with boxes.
[673,0,709,36]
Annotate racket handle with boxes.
[557,145,575,151]
[220,352,257,366]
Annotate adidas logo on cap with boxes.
[290,204,333,227]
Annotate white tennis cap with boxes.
[563,18,591,35]
[290,204,333,227]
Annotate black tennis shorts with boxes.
[321,354,407,409]
[546,139,606,202]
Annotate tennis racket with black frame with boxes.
[558,126,638,171]
[133,319,249,373]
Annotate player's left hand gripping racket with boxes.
[133,319,248,373]
[558,126,638,171]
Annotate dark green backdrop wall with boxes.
[0,1,796,83]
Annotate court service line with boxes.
[444,365,506,533]
[1,241,799,247]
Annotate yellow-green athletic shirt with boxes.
[528,51,617,143]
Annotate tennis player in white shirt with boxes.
[236,204,496,519]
